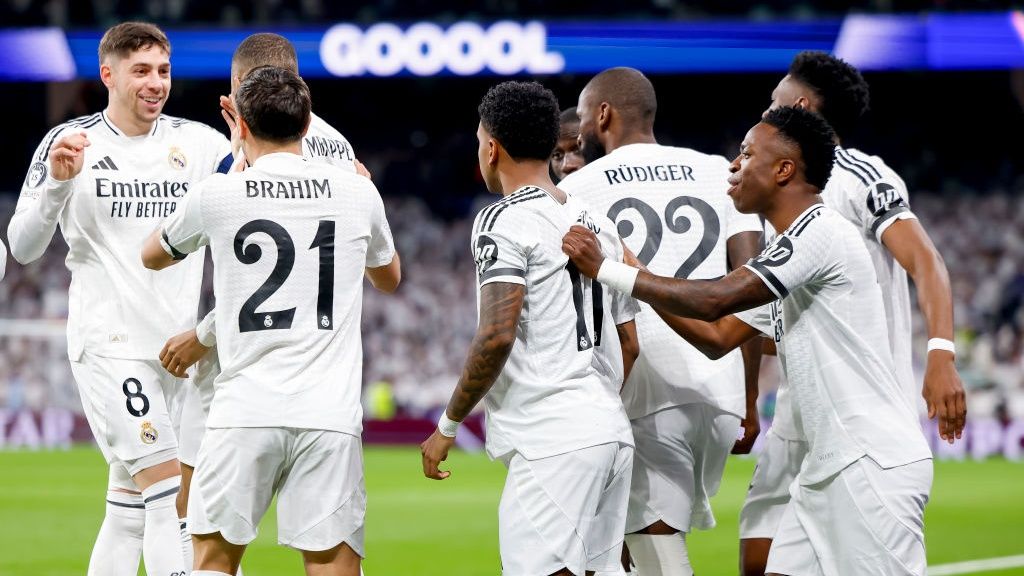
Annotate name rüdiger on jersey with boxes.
[604,163,696,186]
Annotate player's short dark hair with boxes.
[560,106,580,126]
[762,106,836,190]
[98,22,170,62]
[235,66,311,143]
[232,33,299,80]
[788,51,869,139]
[584,67,657,130]
[478,81,560,161]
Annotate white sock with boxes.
[141,476,187,575]
[624,533,693,576]
[87,490,145,576]
[179,516,194,570]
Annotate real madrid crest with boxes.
[168,147,187,170]
[140,421,159,444]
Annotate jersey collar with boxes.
[100,110,160,138]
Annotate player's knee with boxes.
[301,541,360,576]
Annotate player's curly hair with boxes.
[478,81,560,162]
[788,51,870,140]
[762,106,837,190]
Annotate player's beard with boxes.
[579,130,606,164]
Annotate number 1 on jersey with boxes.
[235,219,336,332]
[567,263,603,351]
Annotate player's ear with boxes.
[487,137,501,167]
[99,60,115,89]
[775,158,796,185]
[597,102,612,132]
[237,115,250,141]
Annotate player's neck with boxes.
[605,129,656,153]
[498,162,564,203]
[103,105,154,137]
[243,139,303,164]
[764,192,823,233]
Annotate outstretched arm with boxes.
[881,218,965,443]
[421,282,525,480]
[563,225,777,321]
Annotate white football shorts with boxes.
[177,349,219,467]
[69,352,184,476]
[626,403,739,533]
[499,442,633,576]
[189,426,366,554]
[766,456,932,576]
[739,428,809,539]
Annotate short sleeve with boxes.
[472,208,530,287]
[834,150,915,241]
[735,304,773,337]
[743,214,833,299]
[365,185,396,268]
[160,184,208,258]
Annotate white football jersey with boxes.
[565,193,642,392]
[159,153,394,434]
[825,146,916,409]
[471,186,633,461]
[736,205,931,485]
[0,238,6,281]
[10,112,231,360]
[302,112,357,172]
[559,143,763,420]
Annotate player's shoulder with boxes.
[832,147,903,188]
[30,113,104,162]
[658,143,730,167]
[308,113,351,142]
[157,114,227,141]
[782,204,846,241]
[472,186,551,235]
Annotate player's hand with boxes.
[420,429,455,480]
[621,242,648,272]
[354,159,372,180]
[48,132,90,182]
[562,225,605,279]
[159,328,212,378]
[220,94,242,156]
[923,352,966,443]
[732,403,760,454]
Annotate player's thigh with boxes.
[177,381,207,468]
[189,427,288,546]
[764,500,822,576]
[70,353,179,466]
[498,444,624,576]
[277,430,366,555]
[740,430,808,540]
[626,404,709,533]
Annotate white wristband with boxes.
[927,338,956,355]
[596,260,639,295]
[437,413,460,438]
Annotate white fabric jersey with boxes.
[302,112,357,172]
[825,146,916,409]
[159,152,395,435]
[565,194,642,391]
[559,143,763,419]
[9,112,231,360]
[735,205,931,484]
[471,186,633,460]
[0,238,6,281]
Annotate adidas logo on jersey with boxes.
[91,156,119,170]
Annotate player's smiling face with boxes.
[106,45,171,127]
[727,123,777,215]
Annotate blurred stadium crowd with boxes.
[3,184,1024,424]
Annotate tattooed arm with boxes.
[421,282,525,480]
